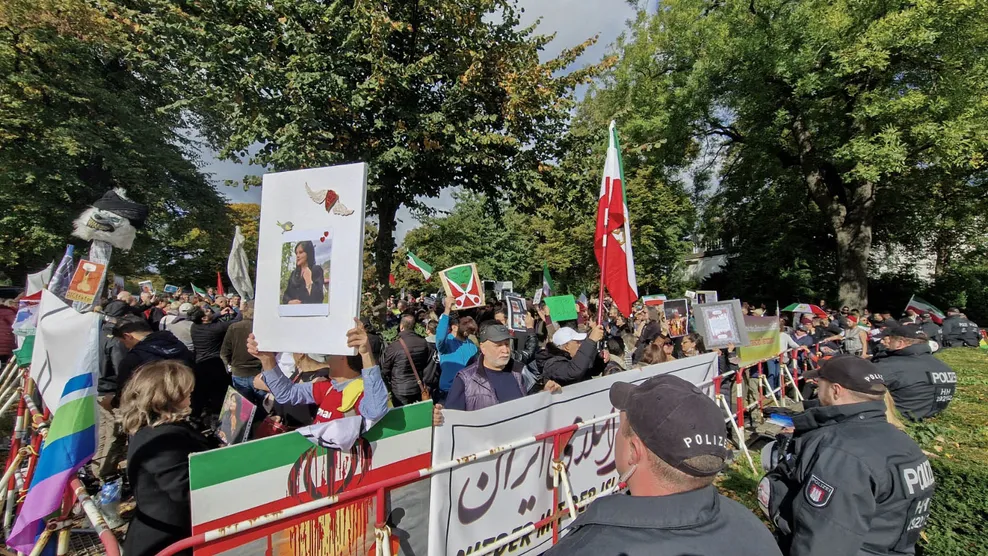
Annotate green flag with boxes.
[542,263,554,297]
[191,283,206,297]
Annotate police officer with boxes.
[917,313,942,352]
[759,356,934,555]
[875,324,957,420]
[546,375,781,556]
[940,307,981,348]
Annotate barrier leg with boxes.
[70,478,121,556]
[781,364,803,403]
[553,459,578,523]
[27,528,52,556]
[56,529,70,556]
[719,396,756,472]
[760,375,779,406]
[734,368,745,430]
[374,488,392,556]
[757,362,765,412]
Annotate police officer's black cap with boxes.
[478,323,512,343]
[877,323,925,340]
[609,375,729,477]
[803,355,887,395]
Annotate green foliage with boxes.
[124,0,608,294]
[0,0,232,284]
[581,0,988,308]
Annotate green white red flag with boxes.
[594,121,638,317]
[406,251,433,280]
[905,295,945,324]
[542,263,554,298]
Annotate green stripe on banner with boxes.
[46,396,96,444]
[190,401,432,491]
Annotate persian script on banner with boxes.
[428,353,719,556]
[189,403,433,556]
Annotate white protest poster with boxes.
[253,163,367,355]
[428,353,719,556]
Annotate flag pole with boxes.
[597,175,612,327]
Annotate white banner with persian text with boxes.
[428,352,719,556]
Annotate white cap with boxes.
[179,302,194,314]
[552,327,587,346]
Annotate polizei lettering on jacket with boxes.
[683,434,728,449]
[901,460,935,496]
[929,371,957,384]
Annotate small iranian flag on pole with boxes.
[594,120,638,318]
[542,263,554,298]
[191,283,206,297]
[406,251,433,281]
[905,295,946,324]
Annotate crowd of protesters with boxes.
[10,283,975,556]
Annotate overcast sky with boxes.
[203,0,637,242]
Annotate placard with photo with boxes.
[65,260,107,305]
[696,290,719,304]
[504,294,528,332]
[693,299,750,350]
[253,163,368,355]
[662,298,690,338]
[217,387,257,445]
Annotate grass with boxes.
[715,347,988,556]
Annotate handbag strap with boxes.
[397,337,428,394]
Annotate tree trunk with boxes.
[834,213,872,310]
[374,194,399,314]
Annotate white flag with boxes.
[227,226,255,300]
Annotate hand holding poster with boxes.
[138,280,154,295]
[253,163,368,355]
[439,263,485,310]
[504,293,528,332]
[662,298,689,337]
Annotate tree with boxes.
[581,0,988,308]
[0,0,230,284]
[396,192,539,293]
[123,0,609,298]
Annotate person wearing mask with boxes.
[188,306,236,417]
[247,320,389,435]
[940,307,981,347]
[874,324,957,421]
[546,375,780,556]
[112,316,195,402]
[435,297,479,399]
[381,314,434,406]
[438,323,561,414]
[917,313,942,351]
[759,356,934,555]
[164,302,195,351]
[526,325,605,388]
[120,361,216,556]
[220,301,264,405]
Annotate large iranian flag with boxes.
[905,295,946,324]
[594,121,638,317]
[406,251,433,280]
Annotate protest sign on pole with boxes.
[428,353,720,556]
[253,163,367,355]
[544,295,578,322]
[738,315,782,367]
[438,263,485,310]
[64,259,107,306]
[504,293,527,332]
[188,402,433,555]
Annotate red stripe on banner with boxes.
[192,452,429,551]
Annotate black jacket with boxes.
[874,343,956,421]
[530,340,599,387]
[190,320,234,363]
[762,401,934,556]
[381,330,433,396]
[116,331,196,399]
[632,322,662,364]
[546,485,781,556]
[98,300,133,396]
[940,314,980,347]
[124,422,215,556]
[918,321,942,349]
[510,329,539,366]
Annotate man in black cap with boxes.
[112,315,195,401]
[439,323,561,413]
[874,324,957,420]
[940,307,981,348]
[546,375,780,556]
[759,356,934,555]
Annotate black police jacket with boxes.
[940,315,980,347]
[547,485,781,556]
[760,401,934,556]
[874,343,956,421]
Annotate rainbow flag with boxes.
[7,306,99,554]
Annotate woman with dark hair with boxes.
[283,240,325,305]
[188,306,236,419]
